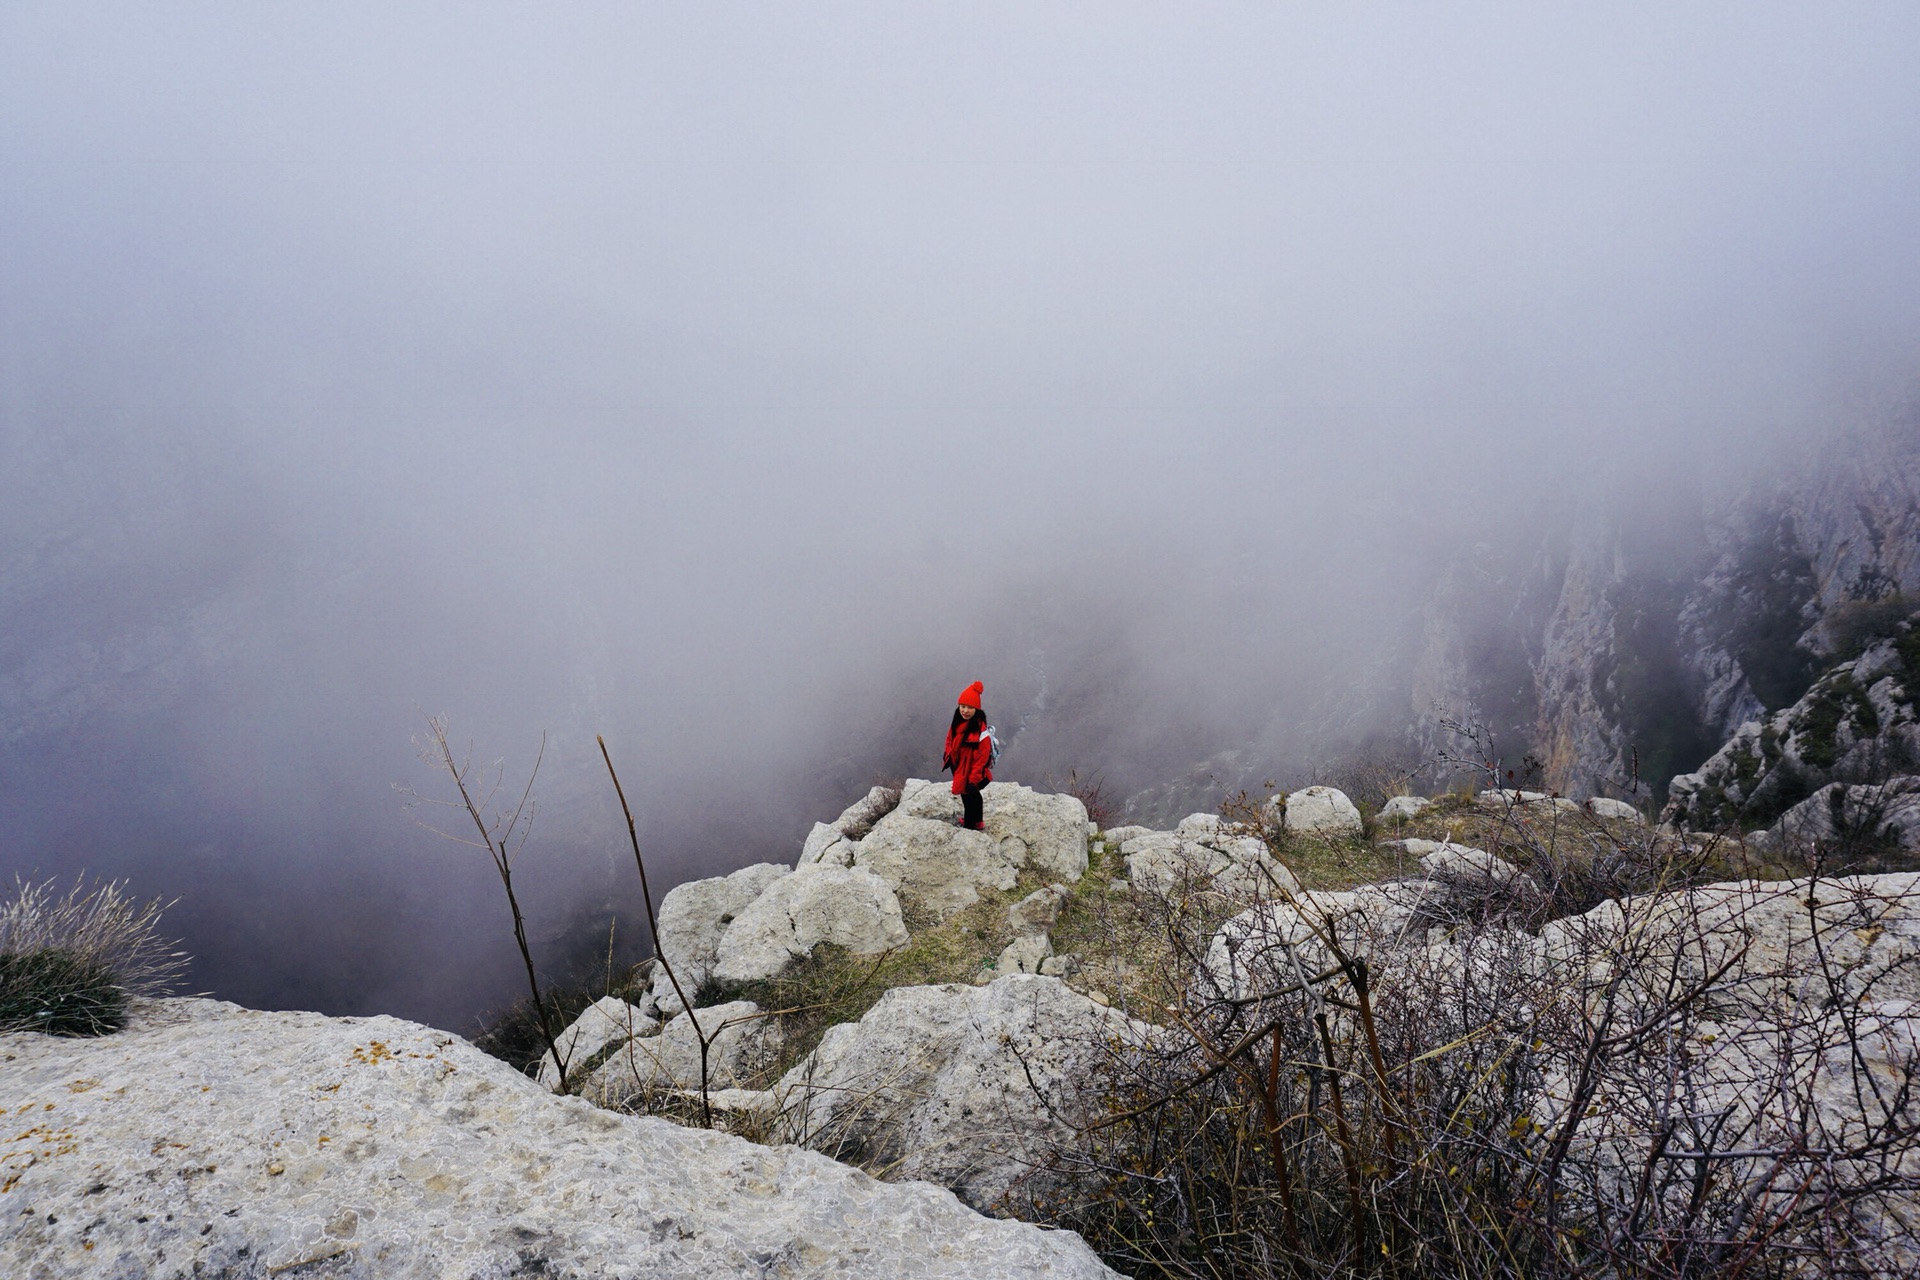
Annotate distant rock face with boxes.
[773,975,1150,1215]
[1281,785,1363,835]
[711,866,909,984]
[0,999,1120,1279]
[1374,427,1920,805]
[1665,631,1920,846]
[650,862,793,1012]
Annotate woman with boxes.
[942,681,995,831]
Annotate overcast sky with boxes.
[5,5,1919,1029]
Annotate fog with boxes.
[5,6,1920,1031]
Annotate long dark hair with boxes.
[949,705,988,735]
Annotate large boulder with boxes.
[649,863,792,1012]
[0,999,1120,1279]
[798,784,902,868]
[1538,872,1920,1007]
[773,974,1150,1214]
[895,780,1093,882]
[854,815,1023,916]
[1122,829,1299,901]
[536,995,658,1090]
[846,780,1090,915]
[1281,785,1363,835]
[582,999,784,1105]
[1377,794,1433,822]
[711,865,909,984]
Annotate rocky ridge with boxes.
[1665,617,1920,856]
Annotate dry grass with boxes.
[0,877,190,1037]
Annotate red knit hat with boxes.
[957,681,984,708]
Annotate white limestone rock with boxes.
[851,781,1089,915]
[1538,873,1920,1007]
[1476,788,1580,813]
[1100,824,1155,847]
[0,998,1120,1279]
[1282,785,1364,836]
[797,785,904,869]
[855,814,1023,916]
[583,999,783,1106]
[650,862,793,1013]
[1009,883,1070,936]
[897,779,1092,882]
[536,995,658,1091]
[1123,830,1299,901]
[1417,841,1528,889]
[1584,796,1645,822]
[1203,882,1440,999]
[1377,794,1433,822]
[995,933,1053,975]
[1175,813,1225,840]
[774,974,1152,1214]
[711,866,909,984]
[798,821,856,868]
[1762,779,1920,852]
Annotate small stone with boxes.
[1038,954,1081,978]
[265,1163,284,1177]
[1086,990,1111,1007]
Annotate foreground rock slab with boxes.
[0,999,1119,1279]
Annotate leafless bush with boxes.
[0,877,190,1036]
[1058,768,1121,830]
[400,715,570,1091]
[1044,848,1920,1278]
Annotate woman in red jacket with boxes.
[942,681,995,831]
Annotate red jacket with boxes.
[943,717,994,794]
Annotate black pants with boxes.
[961,784,984,831]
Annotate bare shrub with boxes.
[1058,768,1121,829]
[1043,837,1920,1278]
[0,877,189,1036]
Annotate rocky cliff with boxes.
[1385,417,1920,802]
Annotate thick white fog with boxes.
[5,6,1920,1029]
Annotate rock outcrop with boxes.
[536,995,656,1090]
[0,999,1119,1279]
[772,974,1150,1214]
[711,866,909,984]
[650,862,792,1012]
[581,999,785,1105]
[1280,785,1364,835]
[1121,827,1299,900]
[1665,628,1920,849]
[849,781,1090,916]
[1377,794,1433,822]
